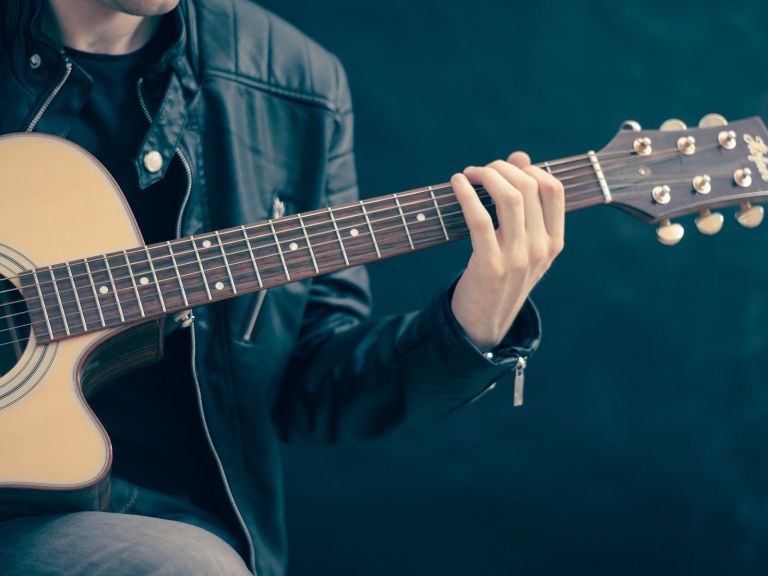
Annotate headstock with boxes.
[597,114,768,245]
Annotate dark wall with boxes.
[257,1,768,574]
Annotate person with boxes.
[0,0,564,574]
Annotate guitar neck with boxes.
[22,153,606,343]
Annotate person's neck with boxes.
[42,0,161,55]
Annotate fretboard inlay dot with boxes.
[99,286,109,295]
[139,276,149,285]
[350,228,359,237]
[215,281,225,291]
[202,239,212,249]
[289,242,299,251]
[416,213,426,222]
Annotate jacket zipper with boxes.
[25,59,73,132]
[513,356,526,407]
[242,290,268,342]
[138,80,258,575]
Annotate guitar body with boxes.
[0,134,163,517]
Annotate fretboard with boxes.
[21,154,605,343]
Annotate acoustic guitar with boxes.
[1,113,767,517]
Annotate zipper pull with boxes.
[513,356,527,407]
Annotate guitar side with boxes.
[0,134,162,517]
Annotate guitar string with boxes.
[0,188,615,340]
[14,170,738,341]
[5,166,728,344]
[0,143,700,296]
[0,152,732,322]
[0,157,674,317]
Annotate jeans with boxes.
[0,478,251,575]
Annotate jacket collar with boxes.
[16,0,199,189]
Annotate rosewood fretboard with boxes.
[20,158,604,344]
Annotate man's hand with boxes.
[450,151,565,351]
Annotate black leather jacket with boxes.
[0,1,540,574]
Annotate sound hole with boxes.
[0,275,31,377]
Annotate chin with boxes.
[101,0,182,16]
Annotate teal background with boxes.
[258,1,768,574]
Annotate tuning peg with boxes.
[698,113,728,128]
[660,118,687,131]
[656,219,685,246]
[735,202,764,228]
[734,167,753,188]
[621,120,642,131]
[695,209,724,235]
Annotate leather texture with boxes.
[0,1,541,574]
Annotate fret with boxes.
[393,193,415,250]
[543,161,553,175]
[164,242,186,308]
[429,187,450,241]
[65,261,87,331]
[123,251,146,319]
[190,236,213,301]
[102,256,125,323]
[297,214,319,273]
[144,246,167,313]
[215,231,237,294]
[83,259,106,328]
[47,266,70,336]
[327,207,349,266]
[360,200,381,258]
[49,263,87,334]
[32,271,54,340]
[240,226,263,287]
[269,220,291,280]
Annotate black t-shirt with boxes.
[63,37,234,525]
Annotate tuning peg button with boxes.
[621,120,642,131]
[698,113,728,128]
[660,118,687,131]
[695,209,724,235]
[651,185,671,204]
[736,202,764,228]
[656,219,685,246]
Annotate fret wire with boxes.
[32,271,54,339]
[84,258,106,328]
[240,226,263,287]
[428,186,450,241]
[164,242,186,308]
[393,193,415,250]
[144,246,168,312]
[190,236,213,301]
[359,201,381,258]
[215,230,237,294]
[297,214,319,273]
[65,261,87,331]
[103,256,125,323]
[327,207,349,266]
[123,251,146,318]
[269,220,291,280]
[48,266,71,336]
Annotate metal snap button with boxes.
[29,54,42,69]
[143,150,163,173]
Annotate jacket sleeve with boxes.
[272,57,541,443]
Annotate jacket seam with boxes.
[204,69,341,111]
